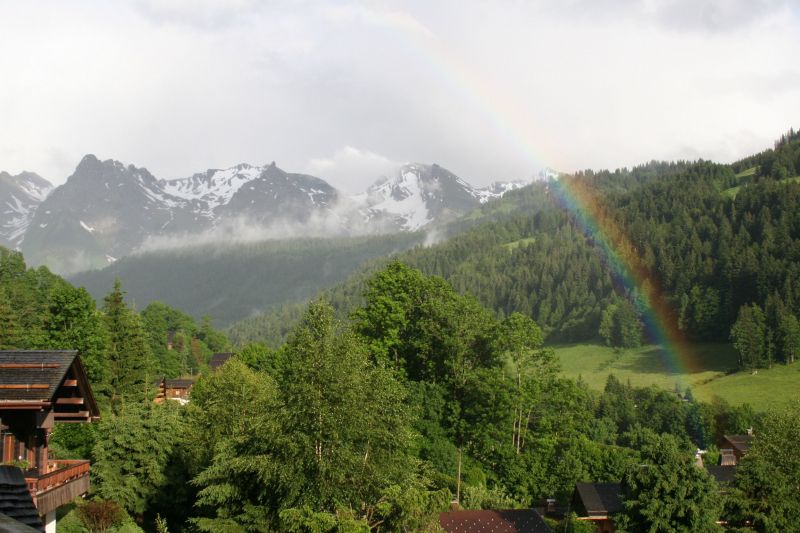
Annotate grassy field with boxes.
[552,342,800,412]
[502,237,536,251]
[722,173,800,199]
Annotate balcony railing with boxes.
[24,460,91,516]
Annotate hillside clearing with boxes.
[553,342,799,411]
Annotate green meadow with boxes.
[722,166,800,198]
[553,342,800,412]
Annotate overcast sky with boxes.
[1,0,798,192]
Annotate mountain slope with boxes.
[0,171,52,248]
[69,232,423,327]
[21,155,193,273]
[228,138,800,350]
[19,155,527,274]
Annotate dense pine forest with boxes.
[231,131,800,372]
[1,131,799,531]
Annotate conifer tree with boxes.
[102,279,153,409]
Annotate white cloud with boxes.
[305,146,399,193]
[0,0,797,189]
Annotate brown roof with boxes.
[724,434,753,454]
[439,509,551,533]
[574,483,623,517]
[209,352,233,370]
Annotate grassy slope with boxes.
[722,168,799,198]
[553,342,799,411]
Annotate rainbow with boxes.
[548,176,699,379]
[395,25,697,381]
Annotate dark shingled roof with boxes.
[724,434,753,454]
[0,351,76,402]
[0,512,41,533]
[209,352,233,370]
[0,467,43,532]
[439,509,551,533]
[0,351,99,419]
[706,465,737,485]
[165,379,195,389]
[574,483,623,516]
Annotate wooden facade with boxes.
[0,351,99,521]
[154,377,195,405]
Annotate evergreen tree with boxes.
[727,404,800,531]
[731,304,769,369]
[102,279,153,409]
[615,430,721,532]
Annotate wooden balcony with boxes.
[25,460,90,516]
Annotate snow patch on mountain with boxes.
[161,164,262,212]
[472,180,531,203]
[362,166,434,231]
[0,171,53,247]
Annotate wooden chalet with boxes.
[154,377,195,405]
[720,434,753,466]
[0,351,99,532]
[439,509,551,533]
[209,352,233,371]
[571,482,623,533]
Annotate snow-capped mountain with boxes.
[0,170,53,248]
[14,155,530,274]
[360,163,481,231]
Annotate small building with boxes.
[571,482,623,533]
[0,350,99,532]
[209,352,233,371]
[722,434,753,465]
[154,378,195,405]
[439,509,551,533]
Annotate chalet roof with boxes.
[0,513,41,533]
[706,465,737,485]
[165,379,195,389]
[574,482,623,516]
[209,352,233,370]
[439,509,551,533]
[0,351,76,402]
[0,466,43,531]
[724,434,753,454]
[0,351,99,419]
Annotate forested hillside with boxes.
[0,247,229,383]
[70,233,422,327]
[231,132,800,372]
[6,232,800,531]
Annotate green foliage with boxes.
[102,279,155,408]
[189,304,439,531]
[615,430,722,532]
[352,261,496,386]
[731,304,769,369]
[599,299,642,349]
[77,500,124,533]
[72,234,423,329]
[279,507,370,533]
[727,404,800,531]
[278,300,418,510]
[559,512,597,533]
[93,402,184,516]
